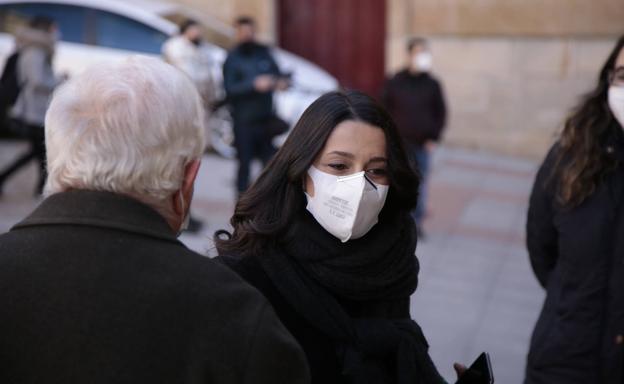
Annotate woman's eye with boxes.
[328,163,348,171]
[367,168,388,176]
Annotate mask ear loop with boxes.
[179,190,186,217]
[364,174,378,190]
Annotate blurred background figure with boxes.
[163,18,217,233]
[162,19,216,109]
[525,36,624,384]
[382,37,446,238]
[0,15,61,197]
[223,16,288,195]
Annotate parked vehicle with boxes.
[0,0,338,157]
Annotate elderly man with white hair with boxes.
[0,56,309,384]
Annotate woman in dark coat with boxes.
[525,36,624,384]
[216,90,450,384]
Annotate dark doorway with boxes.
[278,0,387,97]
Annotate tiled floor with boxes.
[0,141,546,383]
[413,148,544,383]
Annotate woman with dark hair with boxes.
[525,36,624,384]
[216,90,448,383]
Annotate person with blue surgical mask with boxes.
[216,90,467,384]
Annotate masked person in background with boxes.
[0,16,62,196]
[223,16,288,195]
[382,37,446,239]
[525,36,624,384]
[162,19,216,233]
[162,19,216,107]
[216,90,464,384]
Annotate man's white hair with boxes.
[44,55,205,204]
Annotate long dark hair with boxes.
[555,35,624,207]
[216,90,419,256]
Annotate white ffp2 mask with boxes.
[412,52,433,72]
[305,166,389,243]
[608,86,624,129]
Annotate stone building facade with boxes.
[162,0,624,158]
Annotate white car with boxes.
[0,0,338,157]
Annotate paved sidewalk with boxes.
[412,148,544,383]
[0,141,545,383]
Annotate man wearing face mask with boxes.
[382,37,447,238]
[223,16,289,195]
[0,56,310,384]
[162,19,216,107]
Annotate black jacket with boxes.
[0,190,309,384]
[382,70,446,146]
[525,133,624,384]
[223,42,281,125]
[217,211,443,384]
[219,254,346,383]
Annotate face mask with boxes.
[608,86,624,128]
[176,191,191,237]
[412,52,432,72]
[305,166,389,243]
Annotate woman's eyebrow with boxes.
[327,150,355,159]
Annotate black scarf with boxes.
[257,210,445,384]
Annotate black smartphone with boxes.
[455,352,494,384]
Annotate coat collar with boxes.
[12,190,179,243]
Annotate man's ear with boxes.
[173,159,201,216]
[182,159,201,195]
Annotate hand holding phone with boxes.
[455,352,494,384]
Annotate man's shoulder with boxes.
[391,69,410,79]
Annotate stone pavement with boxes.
[0,140,545,383]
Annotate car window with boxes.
[95,10,167,54]
[0,3,86,44]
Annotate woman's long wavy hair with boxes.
[215,90,419,257]
[554,36,624,207]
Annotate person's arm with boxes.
[223,53,256,98]
[266,48,282,77]
[242,303,310,384]
[380,77,394,110]
[21,49,58,93]
[526,145,560,288]
[266,48,290,91]
[430,80,447,142]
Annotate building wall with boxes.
[163,0,276,44]
[387,0,623,158]
[162,0,623,158]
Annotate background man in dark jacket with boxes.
[382,37,447,237]
[223,16,288,194]
[0,56,309,384]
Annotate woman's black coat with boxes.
[216,211,442,384]
[220,253,357,383]
[525,135,624,384]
